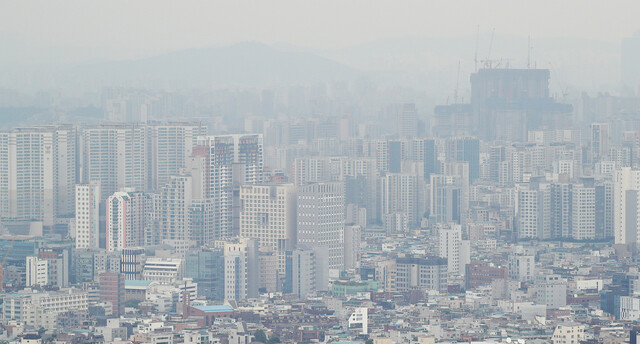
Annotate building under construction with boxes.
[434,68,572,141]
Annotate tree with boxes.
[268,336,280,344]
[254,330,267,343]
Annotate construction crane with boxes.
[548,61,568,101]
[474,25,480,72]
[0,237,16,292]
[454,60,461,104]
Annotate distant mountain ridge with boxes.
[65,42,360,88]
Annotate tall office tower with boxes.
[397,103,418,139]
[297,182,346,271]
[591,123,610,163]
[196,134,263,239]
[224,238,259,301]
[571,184,596,240]
[75,182,101,249]
[412,138,438,182]
[185,248,225,301]
[284,248,316,299]
[81,123,150,200]
[154,175,193,247]
[445,137,480,183]
[429,174,465,225]
[0,125,76,226]
[149,122,207,191]
[105,189,151,251]
[239,183,297,273]
[189,199,215,246]
[379,174,419,228]
[438,223,470,277]
[595,180,615,240]
[120,247,144,280]
[614,167,640,244]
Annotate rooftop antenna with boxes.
[527,36,531,69]
[474,25,480,72]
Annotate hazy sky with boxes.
[2,0,639,60]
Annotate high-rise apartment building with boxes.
[445,137,480,183]
[297,182,345,270]
[614,167,640,244]
[154,175,193,247]
[438,223,470,277]
[224,238,259,301]
[75,182,101,249]
[149,122,207,191]
[430,174,465,226]
[571,184,596,240]
[106,189,151,251]
[397,103,418,139]
[239,183,297,273]
[379,174,419,228]
[284,248,316,299]
[0,125,76,226]
[412,138,438,182]
[195,134,263,239]
[81,123,149,200]
[516,186,541,240]
[376,140,405,174]
[81,122,207,200]
[292,156,339,186]
[591,123,610,163]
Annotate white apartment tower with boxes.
[106,189,151,251]
[154,175,193,247]
[614,167,640,244]
[239,184,297,272]
[75,182,101,249]
[224,238,259,301]
[297,182,346,270]
[149,122,207,191]
[0,125,76,226]
[380,174,419,227]
[195,134,263,239]
[591,123,610,163]
[438,223,470,277]
[571,185,596,240]
[81,123,149,200]
[517,186,540,240]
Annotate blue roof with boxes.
[192,305,234,313]
[125,280,154,287]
